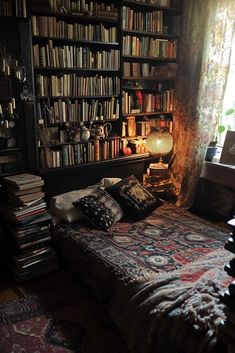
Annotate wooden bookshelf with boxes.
[29,0,181,171]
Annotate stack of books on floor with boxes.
[0,173,58,282]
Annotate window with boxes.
[218,30,235,147]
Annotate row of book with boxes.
[0,0,27,18]
[122,120,151,137]
[32,0,118,19]
[35,74,120,97]
[122,7,164,33]
[32,16,118,42]
[122,90,174,114]
[39,138,120,169]
[33,43,120,70]
[123,36,177,59]
[36,97,119,125]
[122,117,172,138]
[123,62,177,78]
[0,173,57,282]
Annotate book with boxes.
[8,186,43,197]
[6,180,44,191]
[8,191,45,204]
[4,173,42,186]
[10,247,52,267]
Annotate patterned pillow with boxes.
[72,187,123,231]
[106,175,162,220]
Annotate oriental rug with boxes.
[0,280,129,353]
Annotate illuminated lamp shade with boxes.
[146,128,173,156]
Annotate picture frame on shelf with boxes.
[219,131,235,166]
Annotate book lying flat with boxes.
[6,179,44,191]
[4,173,42,186]
[10,247,53,267]
[6,202,46,217]
[7,223,50,238]
[9,186,44,197]
[9,191,45,203]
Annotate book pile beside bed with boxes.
[0,173,58,282]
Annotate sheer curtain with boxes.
[172,0,235,207]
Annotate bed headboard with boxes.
[39,154,152,199]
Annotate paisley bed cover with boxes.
[54,202,232,353]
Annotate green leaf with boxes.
[218,125,226,133]
[225,108,235,116]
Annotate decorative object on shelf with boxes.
[121,139,132,156]
[81,125,90,141]
[205,146,218,162]
[90,122,112,139]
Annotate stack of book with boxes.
[144,163,173,193]
[0,173,57,282]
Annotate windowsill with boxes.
[201,161,235,190]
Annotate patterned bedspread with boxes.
[54,203,232,353]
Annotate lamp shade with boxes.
[146,129,173,156]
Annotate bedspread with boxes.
[53,203,232,353]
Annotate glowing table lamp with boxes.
[146,128,173,169]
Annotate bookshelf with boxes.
[120,0,180,157]
[28,0,181,171]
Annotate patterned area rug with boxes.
[0,278,129,353]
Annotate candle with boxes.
[6,65,10,76]
[8,102,13,115]
[0,105,2,115]
[12,98,16,109]
[4,120,9,129]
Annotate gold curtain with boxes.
[172,0,235,207]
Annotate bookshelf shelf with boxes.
[39,152,150,173]
[34,67,120,73]
[36,95,120,100]
[31,11,119,24]
[122,0,181,14]
[122,55,176,62]
[123,111,172,117]
[0,147,22,153]
[32,36,119,47]
[122,29,177,39]
[123,76,174,80]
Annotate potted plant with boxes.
[205,108,235,161]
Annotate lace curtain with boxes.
[172,0,235,207]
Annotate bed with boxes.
[51,176,232,353]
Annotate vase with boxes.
[205,146,218,162]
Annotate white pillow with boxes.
[50,177,122,224]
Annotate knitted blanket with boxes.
[110,249,232,353]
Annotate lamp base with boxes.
[149,157,169,170]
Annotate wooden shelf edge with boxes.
[38,153,150,175]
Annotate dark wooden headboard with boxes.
[39,154,153,200]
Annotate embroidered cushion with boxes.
[73,187,123,231]
[49,177,122,224]
[106,175,162,220]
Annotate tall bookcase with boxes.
[29,0,181,173]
